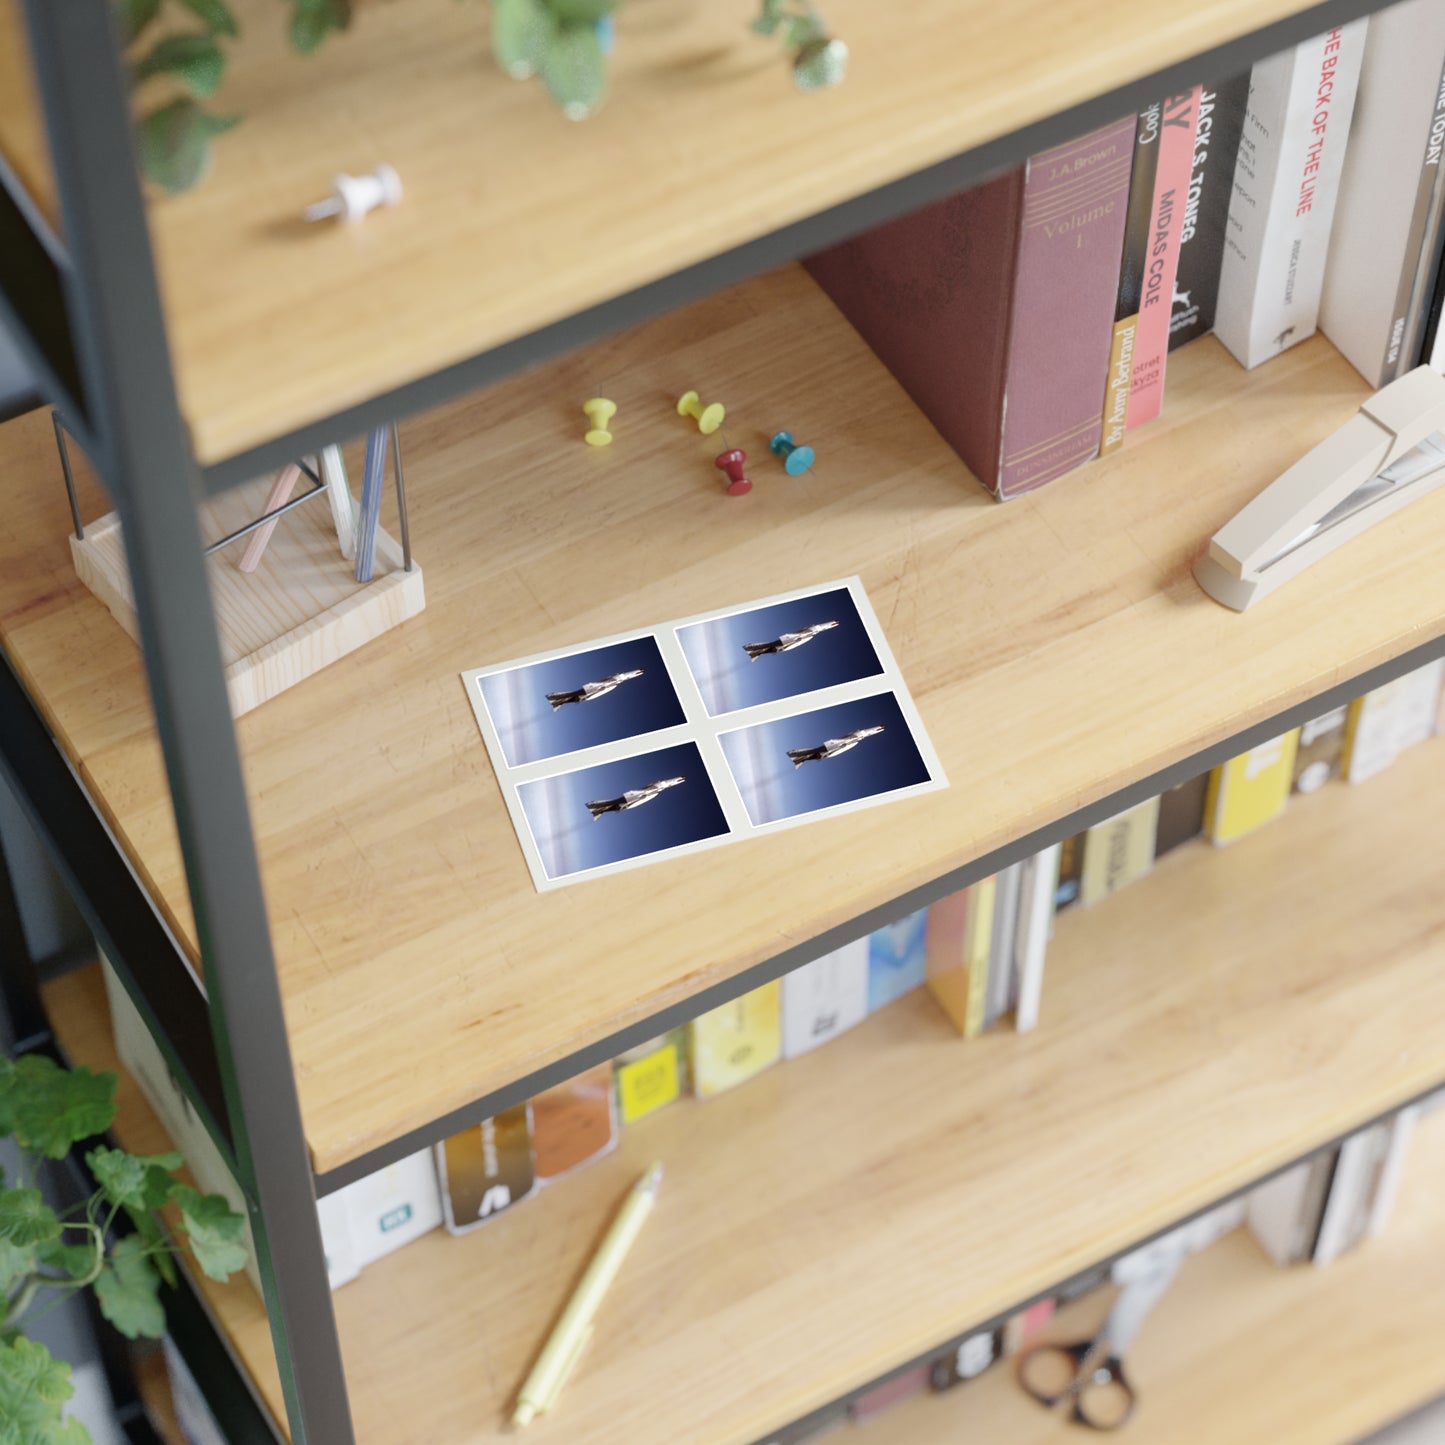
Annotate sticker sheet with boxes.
[462,578,946,891]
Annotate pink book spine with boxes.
[1125,88,1201,430]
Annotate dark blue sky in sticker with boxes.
[478,635,686,767]
[677,586,883,716]
[720,692,930,826]
[517,742,730,880]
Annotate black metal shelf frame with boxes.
[0,0,1425,1440]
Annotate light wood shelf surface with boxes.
[4,266,1445,1173]
[855,1107,1445,1445]
[0,0,58,231]
[135,0,1338,465]
[44,736,1445,1443]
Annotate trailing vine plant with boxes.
[0,1053,246,1445]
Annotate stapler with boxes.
[1194,365,1445,610]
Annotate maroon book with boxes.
[806,117,1136,499]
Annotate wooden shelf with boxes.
[5,265,1445,1174]
[128,0,1340,466]
[855,1107,1445,1445]
[43,734,1445,1444]
[0,0,58,232]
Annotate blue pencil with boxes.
[354,425,388,583]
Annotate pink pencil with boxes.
[237,463,302,574]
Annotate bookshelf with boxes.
[853,1106,1445,1445]
[6,268,1445,1175]
[43,734,1445,1442]
[6,0,1445,1440]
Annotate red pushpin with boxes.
[714,448,752,496]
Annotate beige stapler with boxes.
[1194,365,1445,610]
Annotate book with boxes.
[348,1148,446,1262]
[866,908,929,1012]
[1169,73,1251,349]
[929,1327,1000,1391]
[1054,832,1085,910]
[1320,0,1445,386]
[1153,773,1210,857]
[927,876,997,1037]
[1100,102,1163,456]
[983,863,1023,1029]
[614,1028,689,1122]
[1312,1127,1382,1265]
[1013,843,1061,1034]
[847,1364,930,1422]
[436,1106,534,1235]
[1367,1105,1421,1237]
[805,116,1135,498]
[1078,795,1160,905]
[1124,87,1201,429]
[1214,22,1369,369]
[1292,705,1348,793]
[1204,730,1300,844]
[1246,1151,1337,1264]
[531,1062,617,1181]
[1342,661,1445,782]
[780,940,870,1058]
[690,981,783,1097]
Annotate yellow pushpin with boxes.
[676,389,725,435]
[583,397,616,447]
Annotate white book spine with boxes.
[780,939,870,1058]
[1312,1128,1375,1265]
[1012,844,1061,1034]
[984,862,1023,1028]
[1319,0,1445,386]
[1216,21,1368,369]
[1367,1105,1421,1237]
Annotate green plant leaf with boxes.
[137,99,214,192]
[545,0,615,22]
[176,0,239,36]
[791,35,847,89]
[5,1057,116,1160]
[0,1236,34,1295]
[36,1236,101,1283]
[133,32,226,99]
[0,1336,90,1445]
[751,0,785,34]
[172,1185,247,1282]
[118,1206,177,1288]
[0,1190,61,1249]
[492,0,553,78]
[783,13,823,47]
[93,1236,165,1340]
[540,22,606,119]
[289,0,350,52]
[117,0,162,44]
[85,1147,181,1213]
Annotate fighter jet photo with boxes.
[546,668,644,710]
[787,725,885,768]
[742,620,840,661]
[585,775,686,819]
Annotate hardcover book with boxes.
[690,981,782,1097]
[926,877,997,1037]
[1100,103,1162,455]
[1169,73,1251,350]
[531,1063,617,1180]
[1320,0,1445,386]
[1125,87,1201,429]
[1079,796,1160,905]
[436,1106,534,1234]
[1153,773,1209,857]
[780,940,870,1058]
[1215,22,1369,369]
[1205,730,1300,844]
[806,116,1135,498]
[866,908,928,1012]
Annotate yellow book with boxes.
[689,982,782,1099]
[961,876,997,1039]
[924,888,973,1034]
[1078,796,1160,906]
[613,1029,688,1125]
[1205,730,1300,845]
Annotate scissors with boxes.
[1016,1245,1183,1430]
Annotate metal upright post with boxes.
[19,2,356,1440]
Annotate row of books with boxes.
[767,1088,1445,1443]
[805,0,1445,499]
[94,656,1445,1296]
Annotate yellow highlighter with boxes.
[512,1163,663,1428]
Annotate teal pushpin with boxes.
[769,430,815,475]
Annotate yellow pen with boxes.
[511,1162,663,1428]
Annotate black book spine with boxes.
[1168,72,1250,350]
[1114,101,1163,325]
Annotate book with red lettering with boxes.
[1125,88,1200,428]
[805,117,1135,499]
[1215,22,1369,369]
